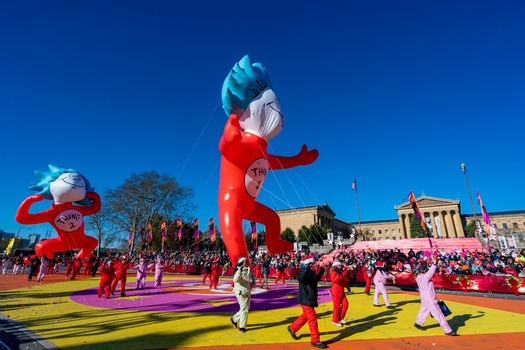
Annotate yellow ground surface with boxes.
[1,275,524,350]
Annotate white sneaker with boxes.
[331,321,342,327]
[340,320,347,325]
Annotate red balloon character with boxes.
[219,55,319,267]
[16,164,100,260]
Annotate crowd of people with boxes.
[2,246,524,282]
[328,246,525,277]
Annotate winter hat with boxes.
[237,257,247,266]
[332,260,342,267]
[375,261,385,268]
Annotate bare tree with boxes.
[86,205,113,256]
[104,171,196,254]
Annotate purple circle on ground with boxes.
[70,280,332,313]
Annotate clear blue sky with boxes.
[1,1,524,239]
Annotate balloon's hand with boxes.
[223,114,242,144]
[296,145,319,165]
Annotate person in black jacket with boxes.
[27,255,40,281]
[287,257,327,349]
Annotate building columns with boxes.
[444,211,456,238]
[438,211,447,237]
[404,214,411,238]
[399,215,406,238]
[452,211,465,237]
[429,212,437,238]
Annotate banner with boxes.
[193,218,199,252]
[161,221,167,252]
[408,191,427,234]
[250,221,257,251]
[477,191,496,240]
[408,191,432,248]
[209,218,215,242]
[176,218,182,242]
[4,238,15,256]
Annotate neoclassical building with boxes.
[277,204,351,238]
[276,195,525,243]
[395,196,464,239]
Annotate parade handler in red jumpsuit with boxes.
[210,258,221,290]
[111,255,133,297]
[330,260,349,327]
[98,260,115,299]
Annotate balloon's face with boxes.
[239,89,283,140]
[50,173,87,204]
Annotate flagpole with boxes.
[461,163,477,220]
[353,180,362,237]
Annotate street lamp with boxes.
[16,227,31,239]
[461,163,477,220]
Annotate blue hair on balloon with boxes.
[221,55,273,116]
[28,164,94,205]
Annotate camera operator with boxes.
[230,257,255,333]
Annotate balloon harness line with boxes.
[127,100,222,255]
[122,96,322,257]
[43,100,324,260]
[133,96,322,256]
[251,142,325,248]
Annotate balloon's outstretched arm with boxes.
[15,194,48,225]
[268,144,319,170]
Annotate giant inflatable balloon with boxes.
[218,55,319,267]
[16,164,100,260]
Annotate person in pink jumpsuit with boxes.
[372,260,395,308]
[154,257,166,287]
[329,260,349,327]
[414,259,458,336]
[36,256,49,282]
[134,258,148,290]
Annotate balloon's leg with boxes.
[247,202,293,255]
[219,202,250,268]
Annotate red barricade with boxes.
[158,264,524,295]
[352,270,525,295]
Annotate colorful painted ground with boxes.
[1,273,524,350]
